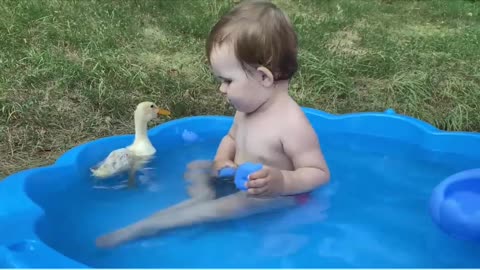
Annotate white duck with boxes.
[90,101,171,187]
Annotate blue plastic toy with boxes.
[218,162,263,191]
[430,168,480,242]
[217,167,236,178]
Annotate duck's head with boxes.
[135,101,171,122]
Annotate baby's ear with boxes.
[256,66,274,87]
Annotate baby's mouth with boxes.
[225,98,236,110]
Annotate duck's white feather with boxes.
[90,148,135,178]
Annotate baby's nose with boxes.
[219,83,227,94]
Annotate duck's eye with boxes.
[150,104,154,108]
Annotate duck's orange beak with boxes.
[157,109,171,116]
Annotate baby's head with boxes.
[206,0,297,113]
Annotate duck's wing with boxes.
[91,148,135,178]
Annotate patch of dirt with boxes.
[326,29,368,57]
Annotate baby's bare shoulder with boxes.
[280,102,318,144]
[283,102,312,128]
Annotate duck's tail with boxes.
[90,165,111,179]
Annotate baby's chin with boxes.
[226,98,256,113]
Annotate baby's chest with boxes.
[235,124,283,162]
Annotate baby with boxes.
[96,0,330,248]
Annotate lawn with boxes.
[1,0,479,178]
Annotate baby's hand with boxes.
[246,166,284,197]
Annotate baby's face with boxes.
[209,43,273,113]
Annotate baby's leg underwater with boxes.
[96,192,295,248]
[95,195,209,248]
[95,160,217,248]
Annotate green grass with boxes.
[1,0,479,178]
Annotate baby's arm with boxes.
[213,112,239,170]
[278,115,330,195]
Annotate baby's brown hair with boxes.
[206,0,298,81]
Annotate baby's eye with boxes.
[224,79,232,84]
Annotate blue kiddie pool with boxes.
[1,107,480,268]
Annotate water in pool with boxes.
[34,134,480,268]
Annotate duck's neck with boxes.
[133,114,149,144]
